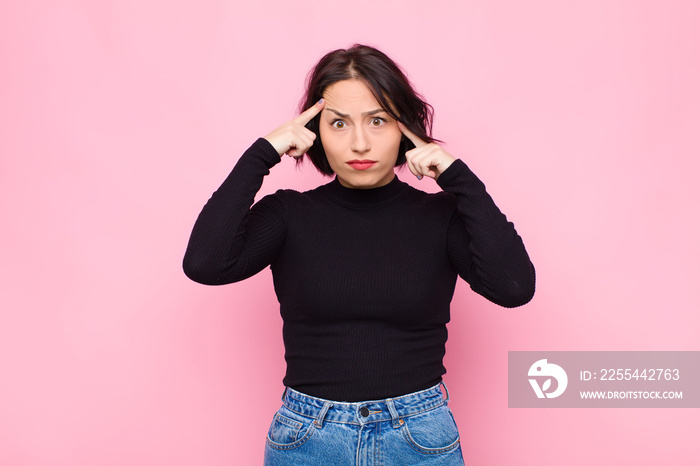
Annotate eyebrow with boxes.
[325,108,386,118]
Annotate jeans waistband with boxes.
[281,383,449,427]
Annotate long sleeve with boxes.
[183,138,286,285]
[438,159,536,308]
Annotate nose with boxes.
[350,127,370,153]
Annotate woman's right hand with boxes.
[264,99,325,158]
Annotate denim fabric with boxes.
[263,383,464,465]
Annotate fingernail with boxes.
[416,175,422,180]
[317,98,324,104]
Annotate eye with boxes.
[331,120,346,129]
[370,117,387,127]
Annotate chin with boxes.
[338,172,394,189]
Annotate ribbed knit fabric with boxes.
[183,138,535,401]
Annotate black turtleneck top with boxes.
[183,138,535,401]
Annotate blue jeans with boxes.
[263,383,465,465]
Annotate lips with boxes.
[347,160,376,170]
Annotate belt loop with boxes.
[440,381,450,404]
[281,387,288,402]
[385,398,402,429]
[314,401,332,429]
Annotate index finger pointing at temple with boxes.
[293,99,326,126]
[397,121,428,148]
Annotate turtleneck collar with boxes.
[322,174,409,209]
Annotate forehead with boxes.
[322,80,381,112]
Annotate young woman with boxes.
[183,44,535,465]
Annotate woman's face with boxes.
[319,79,402,189]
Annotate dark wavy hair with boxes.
[298,44,437,175]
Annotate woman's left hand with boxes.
[398,122,457,180]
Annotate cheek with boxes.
[319,126,337,155]
[375,129,402,154]
[319,127,344,170]
[320,126,353,151]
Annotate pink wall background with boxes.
[2,1,699,464]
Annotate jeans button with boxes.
[359,407,370,417]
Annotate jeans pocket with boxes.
[401,405,461,454]
[266,410,315,450]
